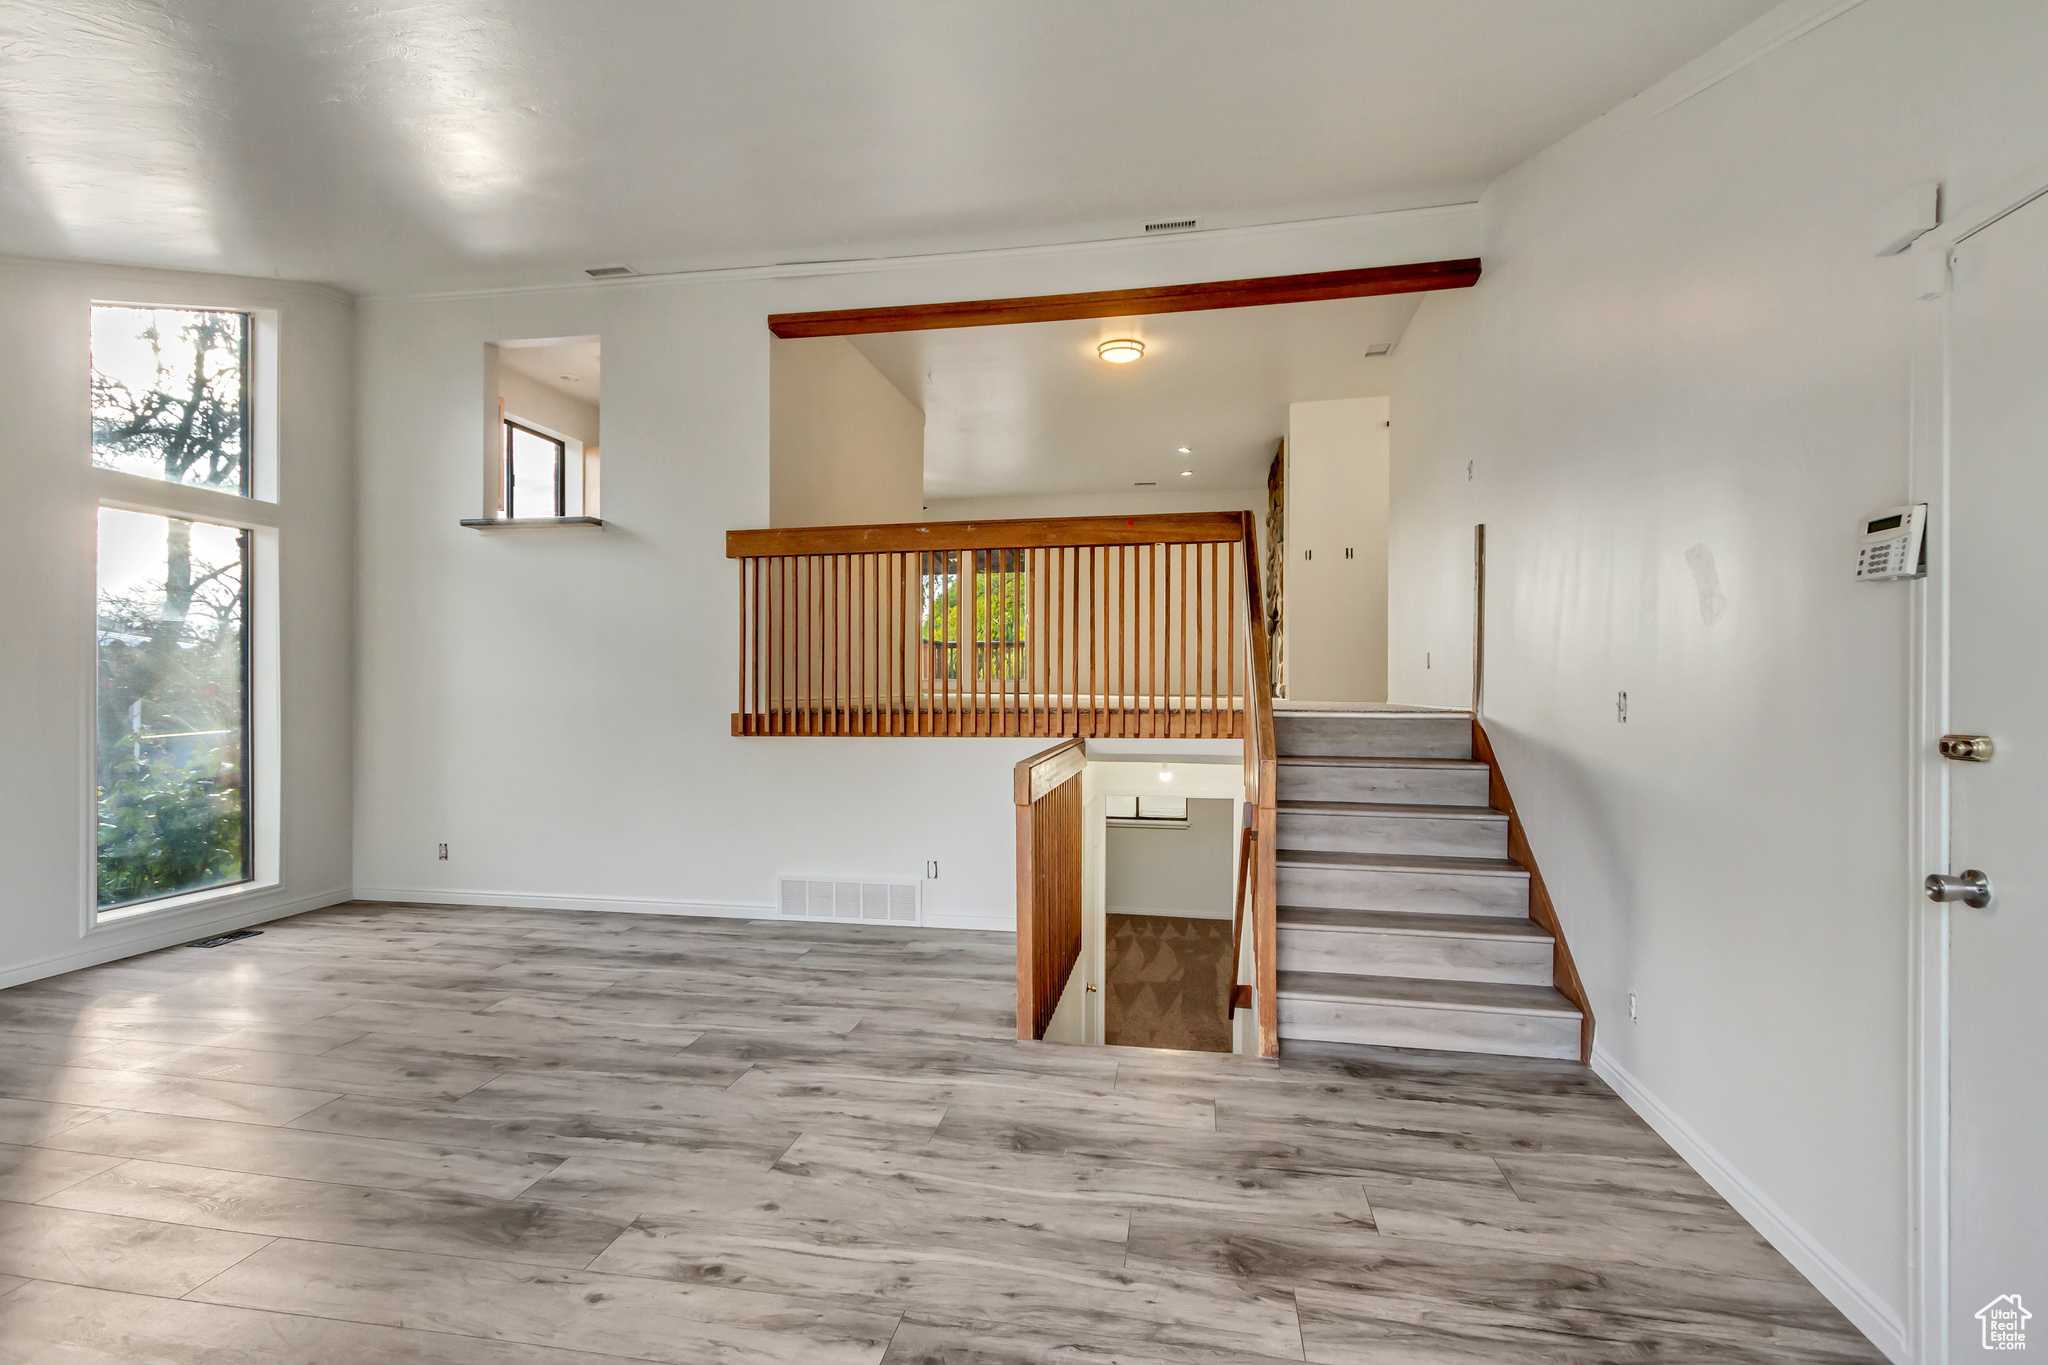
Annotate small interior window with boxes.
[1107,794,1189,825]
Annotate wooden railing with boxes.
[726,513,1251,737]
[1233,513,1280,1058]
[1014,738,1085,1040]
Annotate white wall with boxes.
[1386,2,2048,1357]
[770,335,923,527]
[499,367,598,447]
[922,488,1265,523]
[1106,797,1234,918]
[0,261,355,986]
[351,205,1472,933]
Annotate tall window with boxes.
[91,305,258,910]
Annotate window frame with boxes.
[1106,793,1191,829]
[85,299,283,928]
[502,418,567,520]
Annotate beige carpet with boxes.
[1104,913,1234,1052]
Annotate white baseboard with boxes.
[353,886,774,919]
[355,886,1014,934]
[1590,1045,1909,1365]
[0,885,356,991]
[1105,904,1233,920]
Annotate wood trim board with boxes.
[1471,717,1595,1063]
[728,512,1245,558]
[767,259,1482,338]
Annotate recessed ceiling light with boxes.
[1098,338,1144,364]
[1180,470,1194,477]
[1364,342,1393,357]
[1176,446,1191,454]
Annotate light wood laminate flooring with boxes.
[0,901,1881,1364]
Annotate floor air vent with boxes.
[777,877,920,926]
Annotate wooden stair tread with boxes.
[1278,800,1505,820]
[1277,907,1551,939]
[1275,849,1528,877]
[1277,971,1580,1017]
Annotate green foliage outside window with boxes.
[92,306,253,909]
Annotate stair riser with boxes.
[1276,715,1472,760]
[1277,764,1492,806]
[1277,811,1507,859]
[1277,996,1579,1060]
[1278,926,1553,985]
[1278,864,1529,917]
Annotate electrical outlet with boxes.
[437,843,448,861]
[925,860,939,879]
[1616,691,1628,724]
[1628,990,1639,1022]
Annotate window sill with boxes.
[461,517,604,529]
[93,877,278,928]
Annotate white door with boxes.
[1946,191,2048,1354]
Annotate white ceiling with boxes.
[0,1,1774,294]
[500,337,601,402]
[852,291,1425,500]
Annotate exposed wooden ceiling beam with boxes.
[767,258,1481,338]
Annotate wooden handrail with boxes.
[1234,510,1280,1057]
[728,512,1245,559]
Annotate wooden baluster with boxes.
[1147,542,1158,739]
[1196,540,1212,736]
[892,552,902,736]
[1180,542,1190,738]
[1227,542,1237,737]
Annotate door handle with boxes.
[1925,870,1993,908]
[1939,734,1994,761]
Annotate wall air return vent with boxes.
[1143,218,1199,234]
[777,876,920,926]
[584,265,635,278]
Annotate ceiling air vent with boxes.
[1144,218,1199,234]
[584,265,634,278]
[777,876,920,926]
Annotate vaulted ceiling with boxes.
[0,0,1774,294]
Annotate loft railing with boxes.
[726,513,1250,738]
[730,510,1279,1057]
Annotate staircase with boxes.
[1273,710,1583,1059]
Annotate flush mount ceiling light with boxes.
[1098,338,1145,364]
